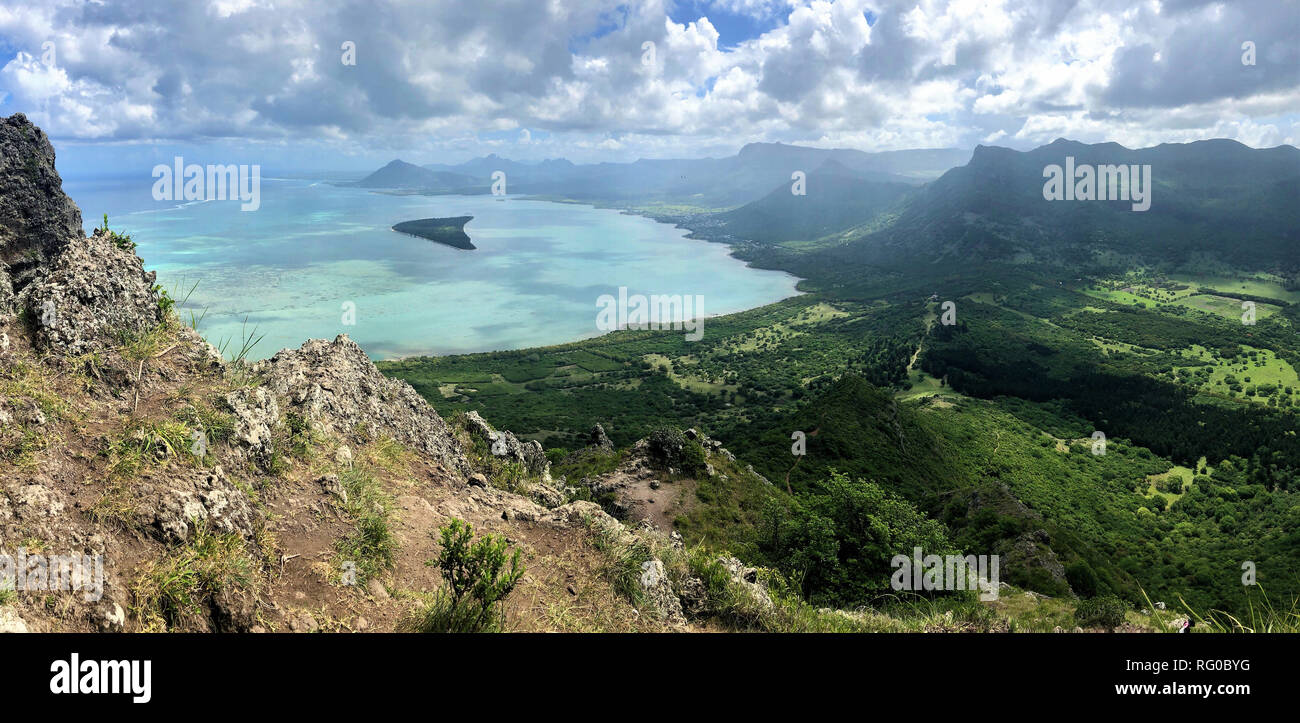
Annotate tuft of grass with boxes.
[117,323,171,364]
[104,418,197,478]
[97,213,135,252]
[332,466,395,585]
[216,317,265,365]
[583,514,654,607]
[130,523,260,631]
[1170,586,1300,633]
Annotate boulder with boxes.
[586,423,614,451]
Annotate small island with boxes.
[392,216,476,250]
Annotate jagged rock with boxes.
[639,559,685,624]
[0,114,84,312]
[224,386,281,465]
[0,114,169,353]
[587,423,614,451]
[678,575,708,616]
[20,229,163,354]
[463,411,550,479]
[142,467,256,544]
[717,556,774,611]
[544,500,615,530]
[254,335,465,473]
[317,474,347,504]
[528,481,566,508]
[468,472,488,488]
[646,428,687,468]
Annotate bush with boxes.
[1065,560,1101,598]
[1074,594,1128,631]
[404,519,523,633]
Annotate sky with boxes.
[0,0,1297,174]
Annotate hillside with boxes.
[815,138,1300,275]
[710,160,914,246]
[3,113,1116,634]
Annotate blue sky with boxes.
[1,0,1296,174]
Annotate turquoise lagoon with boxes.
[62,176,800,360]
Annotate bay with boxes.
[63,176,800,360]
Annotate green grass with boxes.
[1173,293,1280,320]
[130,523,260,631]
[333,466,396,584]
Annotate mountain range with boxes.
[353,142,972,207]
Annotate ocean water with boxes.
[60,176,800,360]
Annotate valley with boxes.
[378,138,1300,622]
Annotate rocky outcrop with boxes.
[462,411,550,479]
[21,229,163,354]
[0,114,161,352]
[715,556,773,611]
[223,386,282,468]
[1004,529,1068,591]
[0,113,83,307]
[253,335,467,474]
[639,559,685,624]
[586,423,614,451]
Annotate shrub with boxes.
[1074,594,1128,631]
[1065,560,1101,598]
[405,519,523,633]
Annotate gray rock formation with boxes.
[462,410,550,479]
[586,423,614,451]
[140,467,256,544]
[0,113,162,352]
[253,335,467,474]
[0,113,83,305]
[639,559,685,624]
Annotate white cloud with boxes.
[0,0,1293,162]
